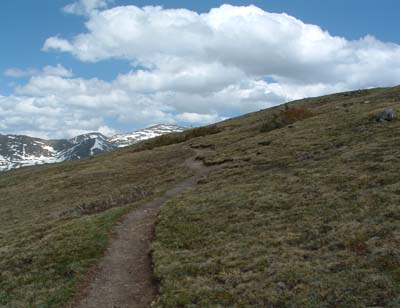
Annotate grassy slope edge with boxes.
[152,86,400,307]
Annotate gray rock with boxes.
[277,281,286,289]
[375,109,397,122]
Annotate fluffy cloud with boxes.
[44,4,400,86]
[2,4,400,138]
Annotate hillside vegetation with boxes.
[1,86,400,307]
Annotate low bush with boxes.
[260,106,314,133]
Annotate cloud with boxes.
[0,68,277,138]
[43,37,73,53]
[4,68,39,78]
[98,125,117,136]
[43,4,400,88]
[1,4,400,138]
[115,60,246,94]
[63,0,112,16]
[42,64,74,77]
[4,64,73,79]
[176,113,224,125]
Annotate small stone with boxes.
[364,100,371,104]
[277,281,286,289]
[258,141,272,146]
[369,236,381,241]
[374,109,397,122]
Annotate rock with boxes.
[374,109,397,122]
[369,236,381,241]
[258,141,272,146]
[277,281,286,289]
[297,152,314,161]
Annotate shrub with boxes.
[260,106,314,133]
[185,125,221,139]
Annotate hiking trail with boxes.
[74,149,213,308]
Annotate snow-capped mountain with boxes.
[109,124,186,148]
[0,133,116,172]
[0,124,186,172]
[66,133,116,160]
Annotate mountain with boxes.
[66,133,116,161]
[2,86,400,307]
[0,124,186,171]
[109,124,187,148]
[0,133,114,172]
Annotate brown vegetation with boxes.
[260,105,315,132]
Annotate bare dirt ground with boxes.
[74,151,211,308]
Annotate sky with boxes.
[1,0,400,139]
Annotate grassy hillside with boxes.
[1,85,400,307]
[152,86,400,307]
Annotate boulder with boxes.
[374,109,397,122]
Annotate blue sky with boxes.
[1,0,400,138]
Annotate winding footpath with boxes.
[74,152,211,308]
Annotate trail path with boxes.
[75,151,211,308]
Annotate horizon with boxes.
[1,0,399,139]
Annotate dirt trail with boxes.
[75,150,212,308]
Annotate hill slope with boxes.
[1,86,400,307]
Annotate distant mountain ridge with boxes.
[0,124,186,172]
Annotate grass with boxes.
[0,145,194,307]
[152,85,400,307]
[2,85,400,307]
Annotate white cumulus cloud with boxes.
[43,4,400,88]
[1,4,400,138]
